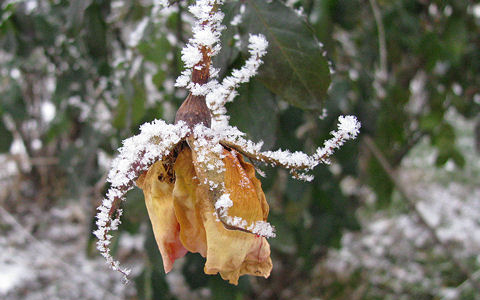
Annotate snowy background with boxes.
[1,0,480,299]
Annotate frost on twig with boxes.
[94,120,189,281]
[206,34,269,128]
[220,116,361,181]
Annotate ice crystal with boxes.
[94,120,189,280]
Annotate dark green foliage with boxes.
[238,0,331,111]
[227,81,278,149]
[0,115,13,152]
[1,0,479,299]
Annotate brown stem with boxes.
[174,33,212,129]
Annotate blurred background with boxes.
[1,0,480,299]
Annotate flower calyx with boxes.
[175,93,212,130]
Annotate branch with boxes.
[220,115,361,181]
[368,0,387,83]
[363,135,480,293]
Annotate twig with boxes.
[368,0,387,81]
[442,269,480,299]
[363,135,480,293]
[29,157,59,166]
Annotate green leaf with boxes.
[113,96,128,129]
[138,35,171,65]
[0,120,13,153]
[443,17,467,65]
[214,2,241,75]
[67,0,93,33]
[227,81,278,149]
[239,0,331,110]
[450,148,465,169]
[132,81,146,125]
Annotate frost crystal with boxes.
[95,120,189,280]
[215,194,233,215]
[338,115,361,138]
[181,44,203,68]
[218,115,361,180]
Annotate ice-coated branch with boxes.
[93,120,189,280]
[220,116,361,181]
[174,0,269,128]
[207,34,269,127]
[215,193,276,238]
[175,0,226,92]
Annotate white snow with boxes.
[41,101,56,123]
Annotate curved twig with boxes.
[368,0,388,83]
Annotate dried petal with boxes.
[172,148,208,256]
[140,146,272,284]
[137,161,187,273]
[190,147,272,285]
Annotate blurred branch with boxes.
[29,157,59,166]
[363,135,480,293]
[445,270,480,300]
[393,130,426,165]
[368,0,387,80]
[304,0,315,18]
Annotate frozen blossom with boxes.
[96,0,360,279]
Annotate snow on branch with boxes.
[175,0,269,130]
[94,120,189,280]
[207,34,269,128]
[214,192,276,238]
[175,0,226,92]
[220,116,361,181]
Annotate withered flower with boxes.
[135,129,273,284]
[94,0,360,284]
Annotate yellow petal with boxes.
[224,150,269,223]
[172,148,208,256]
[137,160,187,273]
[218,236,273,284]
[189,147,272,285]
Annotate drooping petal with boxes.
[172,148,208,256]
[137,161,187,273]
[226,150,269,222]
[187,145,272,285]
[217,235,272,284]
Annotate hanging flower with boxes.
[94,0,360,284]
[135,137,273,284]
